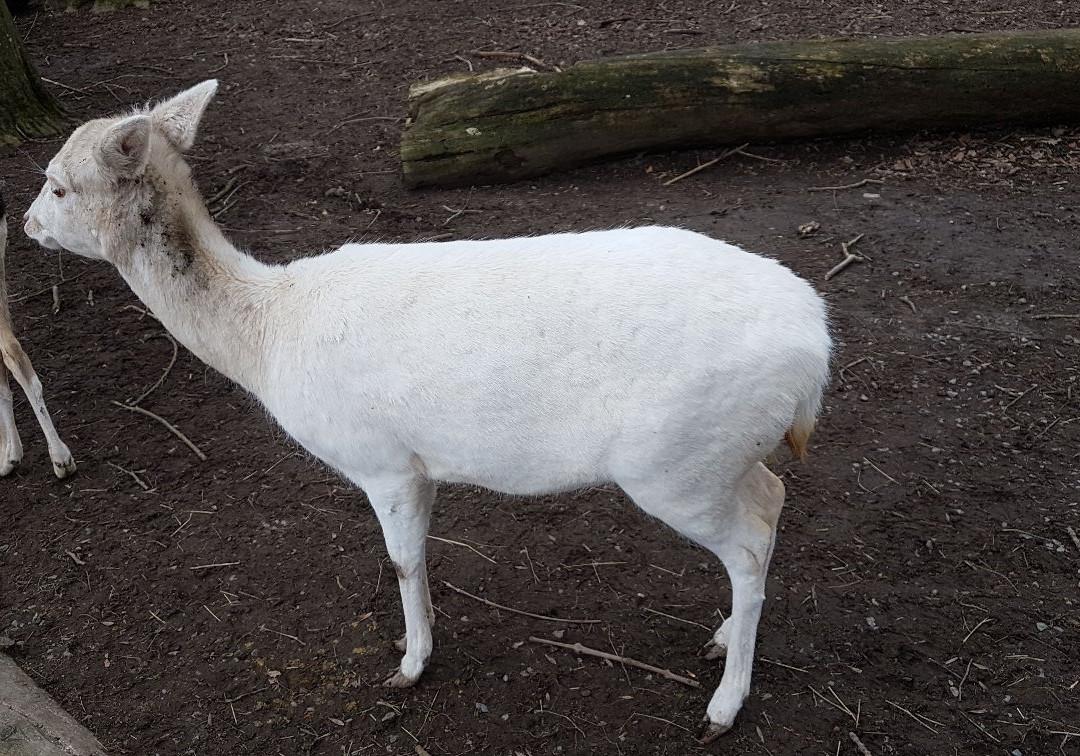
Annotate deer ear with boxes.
[150,79,218,151]
[97,115,152,178]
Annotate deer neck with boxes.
[111,168,278,395]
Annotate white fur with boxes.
[24,81,831,737]
[0,204,75,479]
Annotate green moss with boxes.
[402,28,1080,188]
[1,1,68,144]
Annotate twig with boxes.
[824,233,866,281]
[839,356,868,383]
[631,712,694,732]
[64,550,86,566]
[954,322,1043,340]
[10,270,92,304]
[442,580,600,624]
[131,333,179,406]
[263,626,305,646]
[452,54,474,71]
[848,731,873,756]
[1032,313,1080,320]
[51,285,60,314]
[190,561,241,571]
[731,146,784,163]
[642,606,711,631]
[521,546,540,584]
[808,178,884,192]
[664,144,749,186]
[224,687,267,704]
[326,115,403,137]
[111,400,207,461]
[808,685,859,726]
[1066,525,1080,554]
[529,636,700,688]
[1003,384,1037,411]
[471,50,560,72]
[427,535,497,564]
[204,605,222,622]
[106,461,150,490]
[862,457,899,486]
[899,295,917,313]
[885,699,942,733]
[40,76,91,95]
[441,201,478,226]
[960,711,1000,743]
[759,657,808,674]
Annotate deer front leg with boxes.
[1,337,75,479]
[365,472,436,688]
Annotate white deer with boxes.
[23,81,830,741]
[0,191,75,478]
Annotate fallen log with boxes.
[401,29,1080,187]
[0,653,108,755]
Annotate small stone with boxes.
[475,702,488,713]
[552,629,565,639]
[1036,622,1048,632]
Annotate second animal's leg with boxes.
[0,358,22,475]
[365,472,436,687]
[1,338,75,479]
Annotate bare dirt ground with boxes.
[1,1,1078,754]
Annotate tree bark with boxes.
[401,29,1080,187]
[0,1,67,145]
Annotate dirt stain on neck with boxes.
[137,165,204,282]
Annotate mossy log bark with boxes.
[66,0,153,11]
[0,653,109,755]
[402,29,1080,187]
[0,2,67,146]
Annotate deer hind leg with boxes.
[699,462,786,742]
[619,460,785,742]
[1,335,75,479]
[364,472,436,688]
[704,463,785,661]
[0,358,22,475]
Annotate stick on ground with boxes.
[824,233,866,281]
[110,400,207,461]
[442,580,601,624]
[528,636,701,688]
[808,178,884,192]
[849,731,873,756]
[663,144,748,185]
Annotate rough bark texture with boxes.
[67,0,152,11]
[0,653,109,756]
[0,2,67,145]
[402,29,1080,187]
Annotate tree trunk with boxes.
[0,1,67,145]
[0,653,109,756]
[401,29,1080,187]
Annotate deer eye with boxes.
[52,186,66,198]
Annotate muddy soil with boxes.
[1,1,1078,755]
